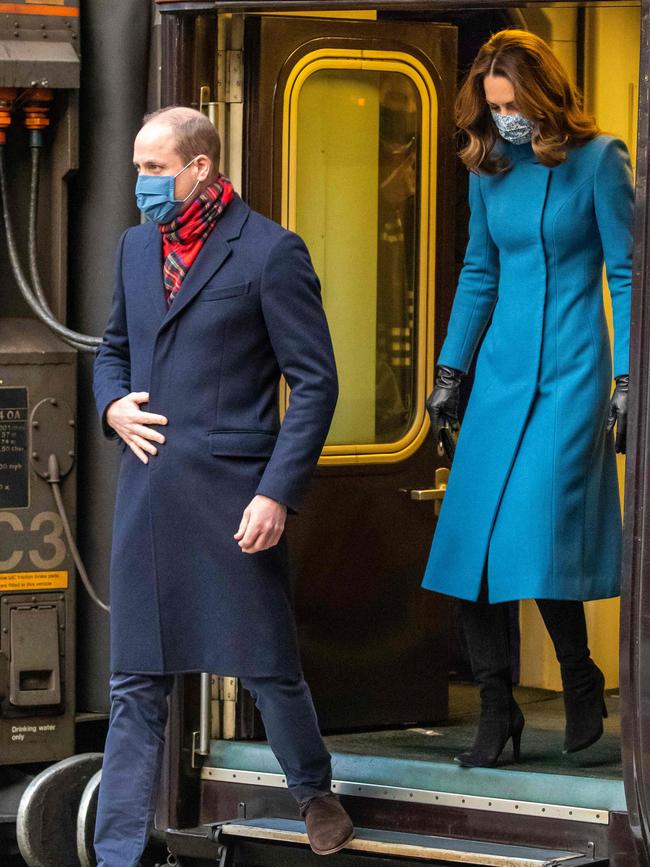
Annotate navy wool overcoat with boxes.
[422,135,633,603]
[93,195,338,676]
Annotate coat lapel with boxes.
[157,194,251,332]
[142,226,168,321]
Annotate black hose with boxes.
[27,148,94,354]
[26,146,100,349]
[0,146,101,352]
[47,454,110,613]
[28,146,55,316]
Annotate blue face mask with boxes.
[491,110,534,145]
[135,157,201,224]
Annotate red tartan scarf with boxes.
[160,175,235,308]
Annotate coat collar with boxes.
[140,194,251,329]
[506,140,535,162]
[502,139,585,167]
[497,138,537,164]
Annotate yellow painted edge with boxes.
[280,47,438,465]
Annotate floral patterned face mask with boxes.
[491,110,534,145]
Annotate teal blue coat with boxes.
[422,135,633,603]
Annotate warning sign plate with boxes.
[0,571,68,592]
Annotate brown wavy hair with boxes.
[456,29,599,174]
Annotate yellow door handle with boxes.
[400,468,450,515]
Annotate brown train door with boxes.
[244,15,458,730]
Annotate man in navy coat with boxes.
[92,106,353,865]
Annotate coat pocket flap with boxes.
[209,430,277,457]
[198,282,251,302]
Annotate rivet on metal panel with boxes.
[32,421,39,428]
[50,399,57,406]
[68,451,74,458]
[32,452,39,460]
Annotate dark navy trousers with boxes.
[94,672,332,867]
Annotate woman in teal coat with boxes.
[423,29,633,767]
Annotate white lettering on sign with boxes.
[10,722,57,742]
[0,409,23,421]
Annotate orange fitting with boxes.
[0,87,17,145]
[22,88,54,131]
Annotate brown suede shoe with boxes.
[303,793,355,855]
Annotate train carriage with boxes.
[1,0,650,865]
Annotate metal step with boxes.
[217,819,607,866]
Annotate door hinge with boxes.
[222,676,238,739]
[214,49,243,104]
[227,50,243,103]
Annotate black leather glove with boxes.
[426,365,462,456]
[606,374,628,455]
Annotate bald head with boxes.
[133,105,223,216]
[141,105,221,171]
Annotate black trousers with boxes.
[459,585,590,705]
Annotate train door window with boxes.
[282,51,437,464]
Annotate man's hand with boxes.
[106,392,168,464]
[234,495,287,554]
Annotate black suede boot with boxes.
[455,682,525,768]
[536,599,607,754]
[456,596,525,768]
[560,659,607,753]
